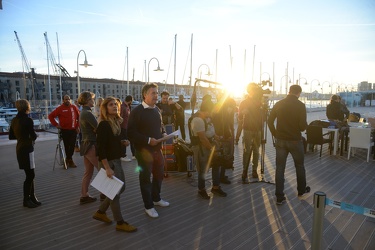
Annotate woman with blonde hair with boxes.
[78,91,99,204]
[9,99,41,208]
[92,97,137,232]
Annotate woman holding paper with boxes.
[92,97,137,233]
[9,99,40,208]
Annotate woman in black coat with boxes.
[9,99,41,208]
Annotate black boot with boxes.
[30,182,42,206]
[23,197,38,208]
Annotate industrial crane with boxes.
[14,31,43,101]
[44,32,72,103]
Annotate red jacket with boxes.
[48,104,80,130]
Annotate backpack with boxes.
[187,113,207,146]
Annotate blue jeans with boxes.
[136,149,164,209]
[242,130,261,174]
[192,145,220,190]
[275,138,306,199]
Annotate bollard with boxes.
[311,191,326,250]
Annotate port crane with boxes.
[14,31,43,101]
[43,32,72,103]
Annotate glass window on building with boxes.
[16,81,20,86]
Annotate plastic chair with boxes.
[306,125,333,157]
[347,127,374,162]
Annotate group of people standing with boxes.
[10,83,176,233]
[10,81,311,237]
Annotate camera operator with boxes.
[190,100,227,200]
[239,83,265,184]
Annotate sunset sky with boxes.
[1,0,374,96]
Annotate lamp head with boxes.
[154,66,163,72]
[80,59,92,68]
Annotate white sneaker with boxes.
[145,208,159,218]
[132,156,136,160]
[121,157,131,162]
[154,199,170,207]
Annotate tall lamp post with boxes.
[318,81,330,107]
[76,50,92,97]
[298,77,308,104]
[147,57,163,84]
[280,75,291,95]
[310,79,320,109]
[329,82,339,94]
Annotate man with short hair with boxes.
[190,100,227,199]
[127,83,169,218]
[239,83,264,183]
[268,85,309,205]
[156,91,181,125]
[49,95,80,168]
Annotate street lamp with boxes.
[329,82,339,94]
[260,72,273,98]
[147,57,163,84]
[76,50,92,97]
[197,64,212,79]
[197,63,213,88]
[318,81,330,107]
[310,79,320,109]
[280,75,291,95]
[298,77,308,104]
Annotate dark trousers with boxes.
[175,118,186,140]
[23,169,35,200]
[61,129,77,160]
[136,149,164,209]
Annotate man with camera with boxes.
[239,83,265,184]
[190,100,227,200]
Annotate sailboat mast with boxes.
[174,34,176,96]
[56,33,62,103]
[189,34,193,87]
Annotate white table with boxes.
[323,127,339,156]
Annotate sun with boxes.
[219,73,247,98]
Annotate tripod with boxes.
[249,96,274,185]
[53,129,67,170]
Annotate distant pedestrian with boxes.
[9,99,41,208]
[94,97,104,120]
[156,90,182,125]
[92,97,137,232]
[175,95,187,140]
[78,91,99,204]
[128,83,170,218]
[268,85,310,205]
[120,95,133,162]
[48,95,80,168]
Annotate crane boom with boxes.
[14,31,42,101]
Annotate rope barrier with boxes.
[311,191,375,250]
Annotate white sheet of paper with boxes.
[91,168,124,200]
[157,130,180,143]
[29,152,35,169]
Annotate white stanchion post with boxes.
[311,191,326,250]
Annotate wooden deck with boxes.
[0,107,374,250]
